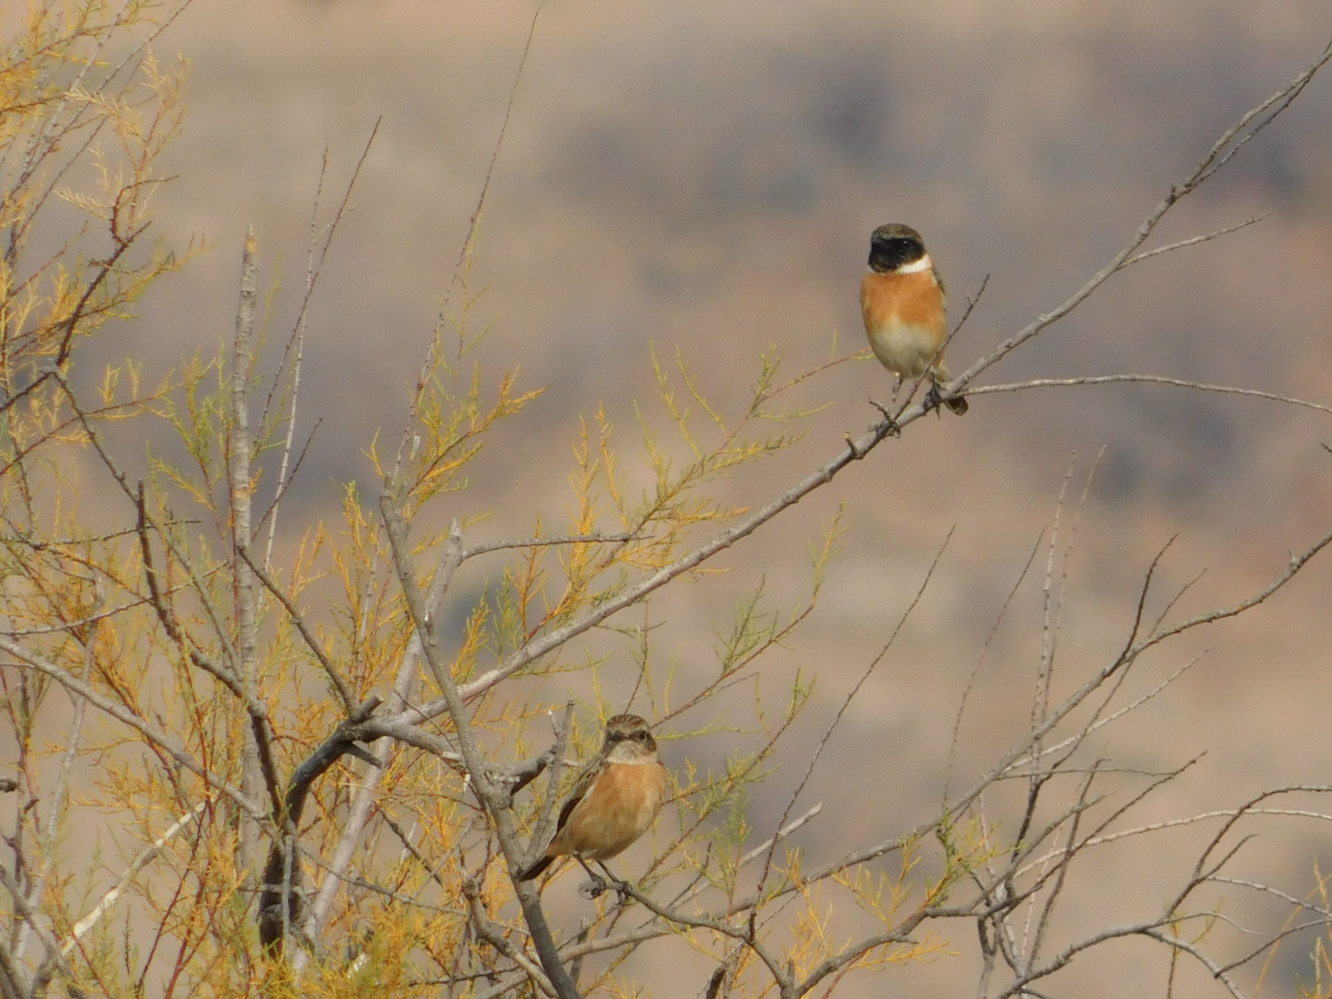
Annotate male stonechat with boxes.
[519,713,667,890]
[861,223,968,415]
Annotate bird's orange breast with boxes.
[860,269,948,379]
[556,761,666,861]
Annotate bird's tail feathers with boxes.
[518,853,554,882]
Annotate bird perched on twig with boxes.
[861,222,968,416]
[519,713,667,895]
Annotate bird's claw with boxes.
[923,384,944,416]
[577,874,631,904]
[577,874,609,900]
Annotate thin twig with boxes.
[969,374,1332,413]
[756,529,953,895]
[0,636,259,820]
[379,506,580,999]
[237,544,356,714]
[1122,214,1271,266]
[60,803,207,955]
[461,531,635,561]
[264,120,381,569]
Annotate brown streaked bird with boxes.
[861,223,968,415]
[519,714,667,887]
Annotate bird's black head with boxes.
[867,223,927,273]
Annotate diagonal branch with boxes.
[378,503,581,999]
[944,33,1332,401]
[0,634,260,822]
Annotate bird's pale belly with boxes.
[867,318,940,379]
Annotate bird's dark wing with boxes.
[554,758,603,831]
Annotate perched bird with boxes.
[519,714,667,887]
[860,223,968,415]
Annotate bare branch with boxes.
[237,544,356,714]
[378,504,581,999]
[946,33,1332,402]
[970,374,1332,414]
[461,531,635,562]
[263,120,381,568]
[0,636,260,821]
[60,803,207,956]
[1122,214,1271,267]
[757,529,953,895]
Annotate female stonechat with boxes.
[519,713,667,889]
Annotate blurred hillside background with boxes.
[82,0,1332,994]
